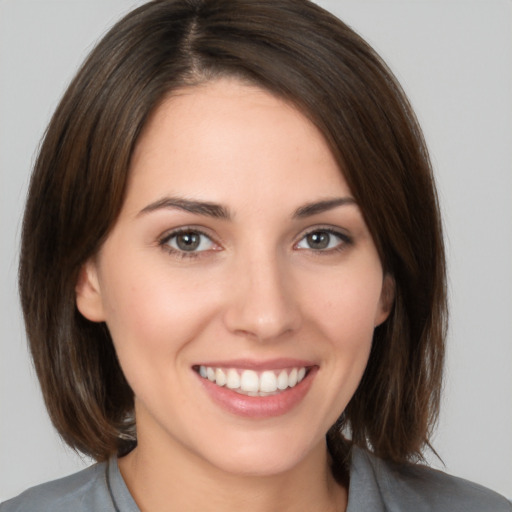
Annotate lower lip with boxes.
[196,368,317,419]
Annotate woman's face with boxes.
[77,78,392,477]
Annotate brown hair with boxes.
[19,0,446,464]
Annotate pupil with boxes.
[307,231,329,249]
[177,232,200,251]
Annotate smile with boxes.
[196,366,308,396]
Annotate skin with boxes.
[76,78,393,512]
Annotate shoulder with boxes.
[349,447,512,512]
[0,461,114,512]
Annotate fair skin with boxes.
[76,78,393,512]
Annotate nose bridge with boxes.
[223,243,301,341]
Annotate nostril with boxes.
[223,298,301,342]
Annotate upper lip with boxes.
[193,358,316,371]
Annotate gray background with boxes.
[1,0,511,501]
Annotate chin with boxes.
[193,427,325,478]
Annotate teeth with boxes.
[215,368,227,387]
[240,370,259,392]
[288,368,298,387]
[226,368,240,389]
[277,369,288,390]
[260,370,277,393]
[197,365,308,395]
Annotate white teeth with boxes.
[277,369,288,390]
[240,370,259,392]
[215,368,227,387]
[260,370,277,393]
[226,368,240,389]
[288,368,298,387]
[198,365,308,395]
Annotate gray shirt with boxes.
[1,447,510,511]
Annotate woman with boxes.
[2,0,510,510]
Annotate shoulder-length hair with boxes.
[19,0,446,464]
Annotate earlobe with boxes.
[375,274,395,327]
[75,259,106,322]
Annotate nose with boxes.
[223,251,302,342]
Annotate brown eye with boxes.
[164,230,215,253]
[176,232,201,251]
[296,229,349,251]
[305,231,331,249]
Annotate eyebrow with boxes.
[138,197,231,219]
[138,196,356,220]
[292,197,356,218]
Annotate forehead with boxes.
[125,78,351,214]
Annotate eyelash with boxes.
[158,226,352,260]
[159,228,217,260]
[295,227,353,254]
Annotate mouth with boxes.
[192,359,318,418]
[193,365,310,396]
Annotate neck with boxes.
[118,435,347,512]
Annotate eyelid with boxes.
[159,226,211,243]
[158,226,222,257]
[294,226,352,251]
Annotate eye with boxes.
[162,229,216,253]
[296,229,349,251]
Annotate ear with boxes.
[75,259,106,322]
[375,274,395,327]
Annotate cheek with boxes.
[301,265,384,340]
[98,258,222,371]
[298,262,383,392]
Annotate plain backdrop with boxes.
[1,0,511,502]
